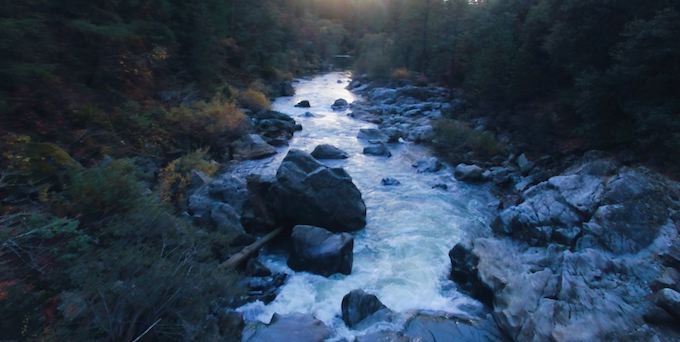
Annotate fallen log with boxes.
[220,227,284,270]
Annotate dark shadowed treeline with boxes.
[351,0,680,169]
[0,1,354,340]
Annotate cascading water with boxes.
[231,71,498,340]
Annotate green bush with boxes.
[159,149,219,209]
[434,119,503,162]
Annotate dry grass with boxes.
[239,88,271,112]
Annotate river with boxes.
[231,71,498,340]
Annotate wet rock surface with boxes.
[288,225,354,276]
[269,149,366,232]
[310,144,348,160]
[341,289,391,328]
[242,313,331,342]
[450,154,680,341]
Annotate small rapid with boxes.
[231,71,498,340]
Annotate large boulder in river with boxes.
[331,98,349,111]
[341,290,392,328]
[230,134,276,160]
[243,313,331,342]
[270,149,366,231]
[311,144,348,160]
[288,225,353,276]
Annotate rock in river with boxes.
[288,225,354,276]
[341,289,392,328]
[331,98,349,111]
[363,143,391,157]
[311,144,348,160]
[270,149,366,232]
[295,100,311,108]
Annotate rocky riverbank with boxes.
[343,76,680,341]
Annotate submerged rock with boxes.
[243,313,331,342]
[288,225,354,276]
[270,149,366,231]
[357,128,389,143]
[363,143,392,157]
[311,144,348,160]
[412,157,442,173]
[381,177,401,186]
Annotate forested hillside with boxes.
[1,0,679,341]
[352,0,680,170]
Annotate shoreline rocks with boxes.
[449,154,680,341]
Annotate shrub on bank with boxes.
[434,119,503,162]
[1,158,243,341]
[167,97,248,152]
[159,149,219,209]
[239,88,271,112]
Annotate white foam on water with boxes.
[233,72,497,339]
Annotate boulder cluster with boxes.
[449,154,680,341]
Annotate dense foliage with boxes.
[2,0,679,340]
[350,0,680,169]
[0,1,352,340]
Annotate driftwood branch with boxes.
[220,227,284,270]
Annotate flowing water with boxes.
[232,71,498,340]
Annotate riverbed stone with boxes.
[381,177,401,186]
[357,128,389,143]
[288,225,353,276]
[454,164,486,182]
[295,100,311,108]
[413,157,442,173]
[341,290,391,328]
[363,143,391,157]
[270,149,366,231]
[332,98,349,111]
[311,144,348,160]
[230,134,277,160]
[243,313,331,342]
